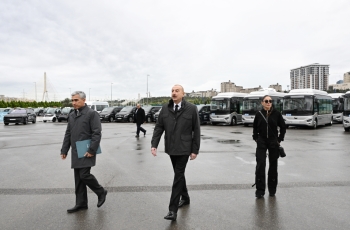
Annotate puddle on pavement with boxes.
[230,132,242,134]
[201,136,212,140]
[217,139,240,144]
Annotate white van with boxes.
[86,101,109,113]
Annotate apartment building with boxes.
[290,63,329,91]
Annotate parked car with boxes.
[153,108,162,123]
[34,108,45,116]
[197,104,211,125]
[115,106,136,122]
[100,106,123,122]
[3,108,36,125]
[57,107,74,122]
[43,108,62,122]
[144,106,162,123]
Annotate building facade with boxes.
[221,80,243,92]
[328,83,350,91]
[344,72,350,83]
[268,83,282,92]
[290,63,329,91]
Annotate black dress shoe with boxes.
[255,193,264,199]
[144,131,146,136]
[67,205,88,213]
[164,211,177,221]
[178,199,190,207]
[97,189,107,208]
[135,135,139,138]
[269,193,275,197]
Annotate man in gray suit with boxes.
[61,91,107,213]
[151,84,201,221]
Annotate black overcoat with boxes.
[151,99,201,155]
[61,105,102,168]
[133,107,145,125]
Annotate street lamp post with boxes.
[147,74,149,105]
[34,82,37,101]
[111,83,113,106]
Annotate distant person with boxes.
[252,95,286,198]
[134,104,146,137]
[61,91,107,213]
[151,84,201,221]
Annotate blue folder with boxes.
[76,139,102,158]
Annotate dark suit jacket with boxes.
[151,99,201,155]
[134,107,145,125]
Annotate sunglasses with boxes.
[264,100,272,104]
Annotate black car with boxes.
[100,106,123,122]
[197,104,211,125]
[34,108,45,116]
[144,106,162,123]
[115,106,136,122]
[153,108,162,123]
[58,107,74,122]
[3,108,36,125]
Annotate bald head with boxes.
[171,84,185,104]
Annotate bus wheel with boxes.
[313,120,317,129]
[230,117,236,126]
[244,124,248,127]
[345,127,350,132]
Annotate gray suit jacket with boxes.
[61,105,102,168]
[151,99,201,155]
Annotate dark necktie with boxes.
[175,105,179,114]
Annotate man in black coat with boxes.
[151,84,201,221]
[61,91,107,213]
[133,104,146,137]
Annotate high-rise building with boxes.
[344,72,350,83]
[220,80,243,92]
[290,63,329,91]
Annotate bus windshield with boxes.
[243,98,262,115]
[344,98,350,111]
[332,99,344,113]
[210,99,230,113]
[283,97,313,115]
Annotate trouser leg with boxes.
[268,147,279,195]
[139,124,146,134]
[136,123,140,135]
[78,167,104,197]
[74,168,88,206]
[255,141,267,196]
[169,155,189,212]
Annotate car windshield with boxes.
[62,108,72,113]
[120,107,133,112]
[143,107,152,113]
[34,108,40,112]
[102,107,114,112]
[46,108,57,114]
[11,110,26,114]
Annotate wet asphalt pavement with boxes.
[0,119,349,230]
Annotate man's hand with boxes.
[61,154,67,160]
[190,153,197,160]
[84,152,94,158]
[151,147,157,156]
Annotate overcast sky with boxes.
[1,0,350,101]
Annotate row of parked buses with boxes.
[209,88,350,132]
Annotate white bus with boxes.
[242,88,285,126]
[342,91,350,132]
[86,101,109,113]
[210,92,247,125]
[329,93,344,123]
[282,89,332,129]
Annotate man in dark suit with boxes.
[61,91,107,213]
[134,103,146,137]
[151,84,201,221]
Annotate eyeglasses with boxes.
[264,100,272,104]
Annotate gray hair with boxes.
[71,91,86,99]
